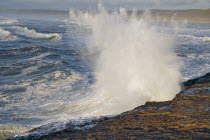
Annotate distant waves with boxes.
[0,18,18,25]
[179,34,210,42]
[12,26,62,40]
[0,18,62,41]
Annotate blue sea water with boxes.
[0,10,210,139]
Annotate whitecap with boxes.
[0,18,18,25]
[0,28,17,41]
[25,71,82,96]
[11,26,62,40]
[179,34,210,42]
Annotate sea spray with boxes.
[69,4,181,115]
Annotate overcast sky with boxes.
[1,0,210,10]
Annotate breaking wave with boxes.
[11,26,62,40]
[69,4,181,116]
[0,18,18,25]
[0,28,17,41]
[179,35,210,42]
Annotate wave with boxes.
[0,28,17,41]
[25,71,82,95]
[11,26,62,40]
[186,53,210,59]
[0,70,84,132]
[179,35,210,42]
[0,18,18,25]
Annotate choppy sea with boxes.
[0,10,210,139]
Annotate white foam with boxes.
[11,26,62,40]
[0,71,84,128]
[23,71,81,96]
[0,18,18,25]
[0,28,17,41]
[74,124,97,130]
[179,34,210,42]
[21,66,38,75]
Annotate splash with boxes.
[69,5,181,115]
[12,26,62,40]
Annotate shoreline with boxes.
[10,72,210,140]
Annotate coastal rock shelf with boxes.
[11,73,210,140]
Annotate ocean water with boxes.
[0,9,210,139]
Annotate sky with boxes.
[0,0,210,10]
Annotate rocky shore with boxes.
[10,73,210,140]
